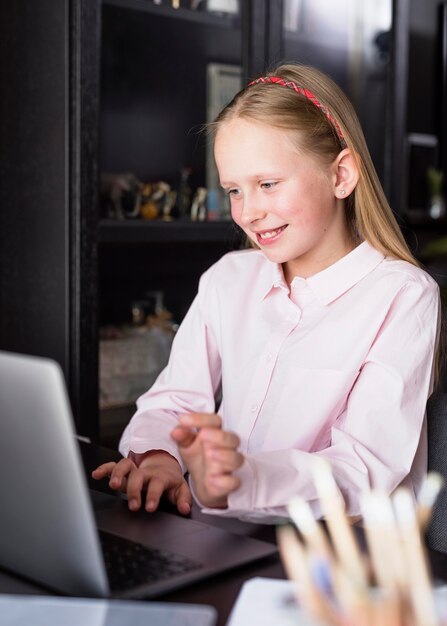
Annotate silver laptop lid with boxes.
[0,351,109,597]
[0,595,217,626]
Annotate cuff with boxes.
[190,458,258,519]
[120,438,187,475]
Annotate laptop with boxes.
[0,595,217,626]
[0,351,277,600]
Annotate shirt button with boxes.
[266,353,273,361]
[251,404,258,412]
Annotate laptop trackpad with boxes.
[90,488,122,510]
[94,501,220,544]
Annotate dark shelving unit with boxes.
[0,0,420,442]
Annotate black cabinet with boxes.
[0,0,412,441]
[0,0,101,436]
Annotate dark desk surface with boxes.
[2,441,447,626]
[0,441,285,626]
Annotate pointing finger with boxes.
[179,413,222,429]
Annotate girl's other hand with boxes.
[171,413,244,509]
[91,450,192,515]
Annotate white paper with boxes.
[226,577,315,626]
[226,577,447,626]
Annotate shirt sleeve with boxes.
[118,267,222,471]
[199,276,440,523]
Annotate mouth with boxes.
[255,225,288,245]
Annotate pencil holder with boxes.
[277,460,445,626]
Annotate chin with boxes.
[260,249,291,265]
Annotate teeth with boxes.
[259,228,283,239]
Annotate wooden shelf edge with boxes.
[98,219,242,243]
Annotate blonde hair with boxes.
[212,63,418,267]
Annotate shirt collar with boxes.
[261,241,385,305]
[260,261,289,299]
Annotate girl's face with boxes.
[214,117,355,281]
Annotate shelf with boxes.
[102,0,239,28]
[98,219,242,243]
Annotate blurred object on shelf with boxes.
[100,172,232,223]
[100,172,142,219]
[99,325,173,409]
[139,181,177,221]
[206,63,242,219]
[163,189,178,221]
[139,183,158,220]
[100,291,175,410]
[206,188,231,220]
[190,187,208,221]
[131,302,146,327]
[151,0,208,10]
[206,189,219,221]
[427,167,445,220]
[176,166,193,219]
[151,181,174,221]
[190,0,206,9]
[131,291,172,327]
[147,307,178,334]
[206,0,239,15]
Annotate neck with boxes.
[283,234,358,285]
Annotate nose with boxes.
[235,191,267,227]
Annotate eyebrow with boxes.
[220,173,282,186]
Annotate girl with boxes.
[93,63,440,522]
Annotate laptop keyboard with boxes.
[99,529,202,592]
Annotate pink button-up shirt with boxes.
[119,242,440,522]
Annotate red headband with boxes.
[248,76,346,148]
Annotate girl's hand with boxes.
[170,413,244,509]
[91,450,192,515]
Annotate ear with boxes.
[331,149,359,199]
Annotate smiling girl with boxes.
[93,64,440,522]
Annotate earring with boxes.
[339,189,346,196]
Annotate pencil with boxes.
[359,491,405,626]
[392,487,439,626]
[416,471,443,531]
[287,496,334,561]
[360,490,407,594]
[276,524,337,625]
[311,456,368,591]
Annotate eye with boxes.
[225,187,241,197]
[260,181,278,190]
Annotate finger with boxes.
[207,474,241,497]
[170,425,197,448]
[205,448,244,473]
[91,462,117,479]
[179,412,222,429]
[168,481,192,516]
[108,458,137,490]
[199,428,240,449]
[145,476,167,512]
[126,468,150,510]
